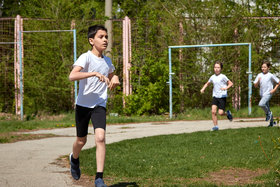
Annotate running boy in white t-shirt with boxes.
[68,25,120,187]
[200,62,233,131]
[253,61,280,127]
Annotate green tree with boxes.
[0,0,21,17]
[1,0,280,115]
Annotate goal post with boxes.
[18,29,77,120]
[168,43,252,119]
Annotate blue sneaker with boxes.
[211,126,219,131]
[226,110,233,121]
[266,112,273,121]
[69,153,81,180]
[95,178,107,187]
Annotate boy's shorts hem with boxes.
[212,97,226,111]
[75,105,106,137]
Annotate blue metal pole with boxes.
[248,43,252,115]
[19,31,23,120]
[73,29,77,104]
[169,43,250,49]
[168,47,173,119]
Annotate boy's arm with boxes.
[200,82,210,93]
[221,80,233,90]
[108,73,120,90]
[270,81,280,94]
[253,77,260,88]
[69,66,109,84]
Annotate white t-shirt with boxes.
[74,51,115,108]
[253,72,279,97]
[208,74,229,98]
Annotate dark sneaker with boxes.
[266,112,272,121]
[69,153,81,180]
[270,112,273,122]
[226,110,233,121]
[268,121,274,127]
[268,113,274,127]
[265,113,270,121]
[95,178,107,187]
[211,126,219,131]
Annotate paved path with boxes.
[0,118,270,187]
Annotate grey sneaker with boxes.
[69,153,81,180]
[95,178,107,187]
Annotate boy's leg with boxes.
[259,94,271,114]
[218,109,233,121]
[95,130,107,187]
[72,136,87,159]
[72,105,91,158]
[211,105,218,126]
[70,136,87,180]
[265,99,274,127]
[211,105,219,131]
[95,128,106,172]
[70,105,91,180]
[259,95,272,120]
[218,109,225,116]
[266,100,273,122]
[217,97,232,121]
[211,97,219,127]
[91,106,107,186]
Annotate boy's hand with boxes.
[220,87,227,91]
[200,89,205,94]
[109,75,120,90]
[95,72,110,85]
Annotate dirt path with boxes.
[0,118,269,187]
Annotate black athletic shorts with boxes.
[75,105,106,137]
[212,97,226,111]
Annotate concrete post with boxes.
[105,0,112,58]
[122,16,132,107]
[14,15,23,116]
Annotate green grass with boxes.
[176,106,280,120]
[80,127,280,186]
[0,113,76,133]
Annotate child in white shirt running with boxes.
[200,62,233,131]
[253,61,280,127]
[68,25,120,187]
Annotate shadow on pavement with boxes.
[109,182,139,187]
